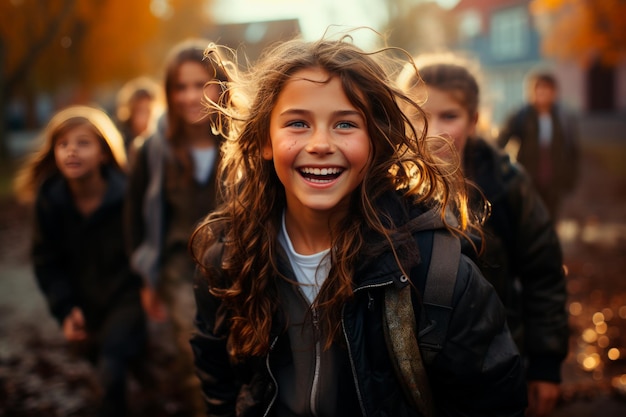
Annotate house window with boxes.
[460,9,482,39]
[490,6,528,59]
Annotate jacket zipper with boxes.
[342,280,394,417]
[262,336,280,417]
[310,306,321,417]
[264,287,324,417]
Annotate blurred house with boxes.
[450,0,626,137]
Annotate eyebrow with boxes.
[278,109,363,118]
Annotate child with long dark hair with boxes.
[190,34,527,416]
[125,38,228,416]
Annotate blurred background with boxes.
[1,0,625,154]
[1,1,625,416]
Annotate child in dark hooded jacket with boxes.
[189,34,528,417]
[15,105,147,417]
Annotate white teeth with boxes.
[300,167,342,175]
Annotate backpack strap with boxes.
[383,229,460,416]
[418,230,460,362]
[384,283,435,417]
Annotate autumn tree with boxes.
[530,0,626,67]
[157,0,215,41]
[0,0,214,161]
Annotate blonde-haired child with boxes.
[15,105,147,417]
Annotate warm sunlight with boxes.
[212,0,389,47]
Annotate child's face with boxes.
[266,67,371,217]
[531,81,557,110]
[171,61,212,127]
[130,97,154,136]
[54,124,107,181]
[422,86,476,157]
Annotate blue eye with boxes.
[336,121,356,129]
[287,120,308,128]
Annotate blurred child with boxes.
[125,38,227,416]
[189,34,527,416]
[14,105,147,417]
[399,54,569,417]
[497,70,580,221]
[115,76,162,161]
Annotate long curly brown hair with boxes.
[191,32,473,361]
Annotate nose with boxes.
[66,142,78,155]
[184,86,203,103]
[305,129,334,155]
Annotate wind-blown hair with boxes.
[14,105,127,204]
[191,33,472,361]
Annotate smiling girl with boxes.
[189,35,527,416]
[14,105,147,417]
[124,38,228,416]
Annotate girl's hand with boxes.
[141,286,167,322]
[526,380,560,417]
[62,307,88,342]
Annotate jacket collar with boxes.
[42,166,126,212]
[464,137,512,202]
[272,191,441,291]
[354,191,434,289]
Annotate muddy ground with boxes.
[1,142,626,416]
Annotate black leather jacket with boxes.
[463,137,569,382]
[32,168,143,330]
[191,195,527,417]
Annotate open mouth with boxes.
[299,167,344,183]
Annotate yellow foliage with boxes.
[531,0,626,66]
[1,0,215,96]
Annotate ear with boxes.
[262,140,273,160]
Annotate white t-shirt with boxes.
[191,146,217,183]
[278,213,331,304]
[538,113,553,147]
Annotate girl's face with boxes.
[266,67,371,217]
[421,86,476,157]
[171,61,213,126]
[54,124,107,181]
